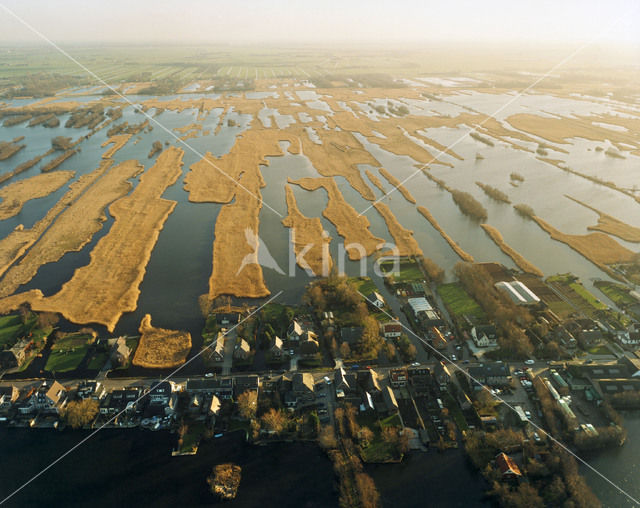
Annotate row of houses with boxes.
[207,333,253,362]
[0,374,264,427]
[287,319,320,358]
[334,367,398,416]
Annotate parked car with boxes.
[204,372,214,378]
[524,359,535,365]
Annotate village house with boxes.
[408,365,431,393]
[0,385,19,412]
[186,378,234,399]
[566,318,603,348]
[210,332,226,362]
[495,452,522,481]
[233,338,251,361]
[216,313,240,327]
[292,372,315,402]
[208,395,221,422]
[188,393,203,414]
[0,339,30,369]
[269,336,284,358]
[381,321,402,339]
[110,337,130,368]
[148,381,173,406]
[367,291,385,309]
[100,387,141,415]
[287,320,304,342]
[334,367,357,401]
[31,381,68,414]
[407,297,444,328]
[468,363,511,388]
[361,391,375,412]
[234,375,259,398]
[358,369,382,393]
[616,329,640,348]
[433,362,451,392]
[432,328,448,350]
[299,331,320,358]
[389,368,408,388]
[471,325,498,348]
[76,381,106,401]
[380,386,399,416]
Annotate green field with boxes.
[86,350,109,370]
[0,314,25,349]
[594,281,637,307]
[350,276,378,297]
[548,274,607,315]
[45,334,93,372]
[380,259,423,283]
[569,282,607,310]
[357,412,403,463]
[437,283,485,320]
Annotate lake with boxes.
[0,427,490,508]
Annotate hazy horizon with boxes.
[1,0,639,46]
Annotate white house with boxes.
[367,291,385,309]
[471,325,498,348]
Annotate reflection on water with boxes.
[0,89,639,507]
[0,95,637,337]
[582,412,640,508]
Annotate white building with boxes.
[495,281,540,305]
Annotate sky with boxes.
[0,0,639,46]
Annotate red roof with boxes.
[495,453,522,478]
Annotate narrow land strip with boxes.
[289,176,383,260]
[378,168,416,204]
[0,171,74,221]
[28,148,184,331]
[416,206,475,262]
[282,185,332,276]
[0,160,144,298]
[0,161,113,279]
[565,195,640,243]
[373,202,423,256]
[480,223,544,277]
[532,216,636,280]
